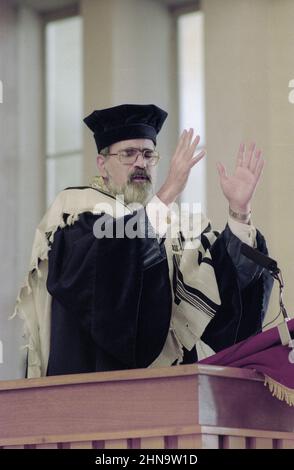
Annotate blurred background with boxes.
[0,0,294,379]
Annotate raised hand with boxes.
[157,129,205,206]
[217,142,264,215]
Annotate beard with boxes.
[105,169,154,206]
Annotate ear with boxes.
[96,154,108,177]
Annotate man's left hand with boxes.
[217,142,264,214]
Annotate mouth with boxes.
[131,175,151,183]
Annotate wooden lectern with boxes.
[0,365,293,449]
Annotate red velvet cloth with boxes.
[199,318,294,402]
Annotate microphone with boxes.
[240,243,279,276]
[240,243,293,357]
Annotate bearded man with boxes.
[13,104,273,378]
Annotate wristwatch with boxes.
[229,206,251,223]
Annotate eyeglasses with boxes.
[106,147,160,166]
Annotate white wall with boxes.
[81,0,178,190]
[0,1,25,379]
[203,0,294,322]
[0,2,44,379]
[267,0,294,321]
[17,6,45,286]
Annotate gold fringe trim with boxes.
[264,375,294,407]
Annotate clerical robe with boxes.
[12,187,273,377]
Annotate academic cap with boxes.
[83,104,168,152]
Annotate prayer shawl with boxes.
[11,186,265,378]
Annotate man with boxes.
[13,104,273,378]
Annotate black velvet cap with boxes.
[83,104,168,152]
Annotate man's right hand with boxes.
[156,129,205,206]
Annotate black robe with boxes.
[45,203,273,376]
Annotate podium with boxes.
[0,364,293,449]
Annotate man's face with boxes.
[96,138,157,205]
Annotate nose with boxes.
[134,152,147,168]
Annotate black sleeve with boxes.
[222,224,265,289]
[46,210,171,374]
[200,227,274,353]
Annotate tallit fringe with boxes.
[10,299,42,378]
[11,212,79,314]
[10,212,81,378]
[172,328,185,365]
[148,327,184,368]
[264,375,294,407]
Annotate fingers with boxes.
[243,142,256,168]
[174,129,188,156]
[254,156,265,181]
[236,143,245,168]
[174,128,201,163]
[250,149,262,173]
[190,149,206,168]
[217,162,228,181]
[189,134,201,159]
[182,128,197,155]
[237,142,264,174]
[185,128,194,151]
